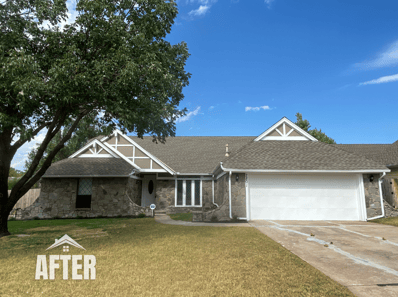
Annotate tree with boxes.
[24,114,114,172]
[9,168,23,178]
[295,113,336,144]
[0,0,190,237]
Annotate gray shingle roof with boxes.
[333,143,398,166]
[222,140,388,171]
[131,136,254,173]
[43,158,134,177]
[383,140,398,166]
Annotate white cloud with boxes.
[189,5,210,16]
[264,0,275,8]
[359,73,398,86]
[209,106,215,110]
[245,105,271,112]
[40,0,79,31]
[176,106,201,123]
[354,40,398,70]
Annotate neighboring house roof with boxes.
[333,142,398,166]
[132,136,254,173]
[43,158,134,177]
[222,140,388,171]
[384,140,398,166]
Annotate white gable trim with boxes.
[254,117,318,142]
[101,130,175,175]
[101,142,141,170]
[69,139,120,159]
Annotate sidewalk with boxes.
[154,214,250,227]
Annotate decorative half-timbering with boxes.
[100,130,172,173]
[254,117,318,141]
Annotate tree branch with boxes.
[7,111,88,209]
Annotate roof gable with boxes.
[100,130,174,174]
[254,117,318,142]
[69,139,120,159]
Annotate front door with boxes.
[142,175,156,207]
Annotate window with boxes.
[175,180,201,207]
[76,178,92,208]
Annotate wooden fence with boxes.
[8,189,41,209]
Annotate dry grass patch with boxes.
[0,218,354,296]
[372,216,398,227]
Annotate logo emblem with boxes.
[35,234,96,280]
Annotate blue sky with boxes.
[11,0,398,170]
[170,0,398,142]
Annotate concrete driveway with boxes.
[250,220,398,297]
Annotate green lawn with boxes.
[169,212,193,221]
[372,216,398,227]
[0,218,354,296]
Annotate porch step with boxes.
[155,210,167,216]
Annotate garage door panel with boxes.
[251,195,358,210]
[251,207,360,221]
[249,174,362,221]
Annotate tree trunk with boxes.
[0,208,11,238]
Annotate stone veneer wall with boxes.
[364,174,382,218]
[230,173,246,218]
[126,178,142,205]
[201,174,230,222]
[18,177,150,220]
[156,180,175,210]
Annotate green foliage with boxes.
[137,213,146,218]
[210,215,219,222]
[9,168,24,177]
[0,0,190,234]
[169,212,192,221]
[7,177,20,190]
[295,113,336,144]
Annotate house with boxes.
[19,117,395,221]
[332,140,398,213]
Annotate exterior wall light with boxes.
[369,175,374,182]
[236,174,239,182]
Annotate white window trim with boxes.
[175,179,202,207]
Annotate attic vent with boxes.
[225,144,230,157]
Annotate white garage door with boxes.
[248,173,365,221]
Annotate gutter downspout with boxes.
[220,162,233,219]
[212,175,219,207]
[228,171,232,219]
[367,172,386,221]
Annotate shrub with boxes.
[8,217,16,221]
[137,213,146,218]
[210,215,218,222]
[33,216,40,220]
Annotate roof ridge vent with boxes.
[225,144,230,157]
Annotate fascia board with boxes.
[219,167,391,174]
[43,175,131,178]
